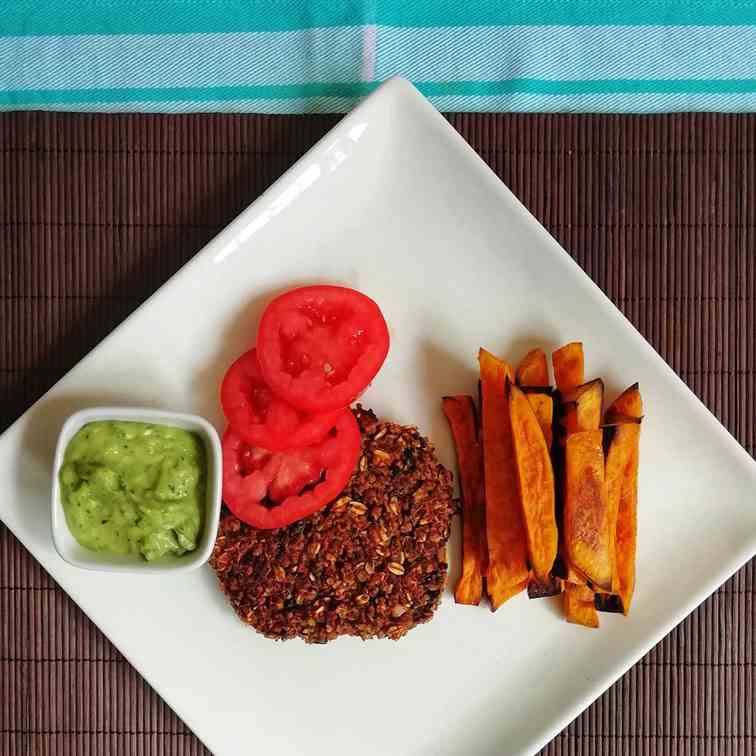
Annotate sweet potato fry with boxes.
[559,381,606,588]
[442,395,486,606]
[507,380,558,583]
[560,379,604,436]
[604,423,637,595]
[614,441,640,614]
[601,385,642,614]
[552,343,599,626]
[516,380,556,598]
[564,584,599,628]
[479,348,528,609]
[552,342,584,394]
[607,382,642,419]
[524,392,554,447]
[564,430,613,592]
[517,349,554,444]
[516,348,549,388]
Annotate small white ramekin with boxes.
[51,407,222,574]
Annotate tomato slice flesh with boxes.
[220,348,340,451]
[222,410,361,529]
[257,285,389,413]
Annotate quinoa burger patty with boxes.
[210,407,455,643]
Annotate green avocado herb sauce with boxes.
[59,421,206,562]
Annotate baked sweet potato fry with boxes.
[564,430,613,591]
[516,348,549,388]
[442,395,486,606]
[600,385,643,614]
[515,356,557,597]
[560,379,604,436]
[507,380,558,583]
[552,343,600,626]
[552,342,584,394]
[479,348,528,609]
[560,380,607,591]
[564,584,599,628]
[614,437,640,613]
[517,347,553,445]
[607,382,642,419]
[604,424,636,595]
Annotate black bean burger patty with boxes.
[210,406,455,643]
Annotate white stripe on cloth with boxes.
[0,28,364,90]
[376,25,756,82]
[361,25,377,81]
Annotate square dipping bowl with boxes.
[51,407,223,574]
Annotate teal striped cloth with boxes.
[3,1,756,112]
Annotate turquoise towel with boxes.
[3,1,756,112]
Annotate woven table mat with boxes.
[1,112,754,756]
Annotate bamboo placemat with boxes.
[1,112,754,756]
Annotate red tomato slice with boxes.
[222,410,361,529]
[220,348,340,452]
[257,285,389,414]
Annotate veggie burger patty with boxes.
[210,407,455,643]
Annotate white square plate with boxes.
[1,78,755,756]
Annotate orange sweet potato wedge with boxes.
[564,584,599,628]
[552,343,599,626]
[442,395,486,606]
[517,347,553,444]
[507,380,558,583]
[606,382,642,420]
[517,380,557,597]
[552,342,584,394]
[479,348,528,610]
[604,423,637,596]
[516,348,549,388]
[564,430,613,592]
[599,385,643,614]
[560,379,604,437]
[615,434,640,614]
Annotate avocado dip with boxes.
[59,420,206,561]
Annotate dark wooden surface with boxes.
[1,112,755,755]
